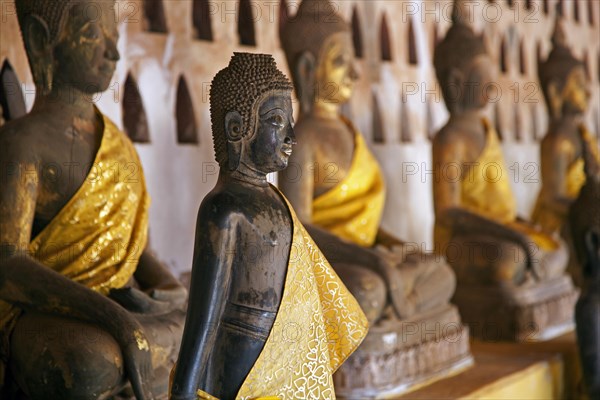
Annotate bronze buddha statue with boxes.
[170,52,367,400]
[279,0,455,328]
[279,0,471,395]
[570,129,600,399]
[533,18,599,286]
[0,1,185,398]
[432,0,577,341]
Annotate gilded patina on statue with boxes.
[534,18,599,286]
[170,52,367,400]
[570,130,600,399]
[279,0,471,396]
[432,0,576,341]
[0,1,185,398]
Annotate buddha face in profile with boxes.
[559,66,590,115]
[236,93,296,174]
[453,53,495,111]
[19,0,119,94]
[316,32,359,105]
[433,21,491,115]
[210,53,295,174]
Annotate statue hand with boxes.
[122,330,154,400]
[109,287,176,315]
[148,285,187,309]
[373,246,415,319]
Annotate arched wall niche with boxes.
[123,73,151,143]
[193,0,214,41]
[175,76,199,145]
[238,0,257,46]
[0,60,27,123]
[143,0,168,33]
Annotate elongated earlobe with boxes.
[294,51,316,115]
[225,111,244,171]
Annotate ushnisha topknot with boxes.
[280,0,349,71]
[538,18,585,103]
[210,52,293,167]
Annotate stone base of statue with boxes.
[453,275,579,342]
[333,304,473,398]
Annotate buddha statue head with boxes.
[569,132,600,277]
[434,1,491,115]
[210,53,295,173]
[16,0,120,96]
[281,0,358,115]
[538,19,590,119]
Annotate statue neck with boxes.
[33,84,97,120]
[224,164,269,188]
[311,99,340,120]
[449,108,484,122]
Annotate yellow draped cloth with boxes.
[196,193,368,400]
[312,117,386,247]
[435,119,558,253]
[0,112,149,382]
[532,125,600,234]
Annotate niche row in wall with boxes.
[368,88,583,145]
[0,62,199,146]
[143,0,256,46]
[122,73,199,144]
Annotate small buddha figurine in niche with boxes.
[432,0,576,340]
[533,18,599,285]
[570,131,600,399]
[279,0,470,395]
[170,52,367,400]
[279,0,455,326]
[0,1,185,398]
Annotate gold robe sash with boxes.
[0,112,149,381]
[197,192,368,400]
[435,119,558,252]
[532,125,599,234]
[312,118,386,247]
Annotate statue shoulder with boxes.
[197,184,264,229]
[0,116,43,164]
[432,124,467,157]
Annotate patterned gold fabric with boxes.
[0,112,149,382]
[435,119,558,252]
[312,117,386,247]
[197,192,368,400]
[532,125,599,234]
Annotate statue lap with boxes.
[9,304,185,398]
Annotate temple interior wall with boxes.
[1,0,599,276]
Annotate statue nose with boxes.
[105,37,120,62]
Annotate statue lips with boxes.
[281,146,293,157]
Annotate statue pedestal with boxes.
[397,338,572,399]
[333,304,473,398]
[453,275,579,342]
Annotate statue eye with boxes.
[82,25,100,40]
[270,114,285,127]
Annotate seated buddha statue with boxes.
[432,4,576,340]
[0,1,185,398]
[170,52,367,400]
[279,0,455,326]
[533,19,599,285]
[570,130,600,399]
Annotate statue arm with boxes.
[108,249,188,314]
[170,202,237,400]
[544,138,576,208]
[0,151,153,399]
[432,136,533,258]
